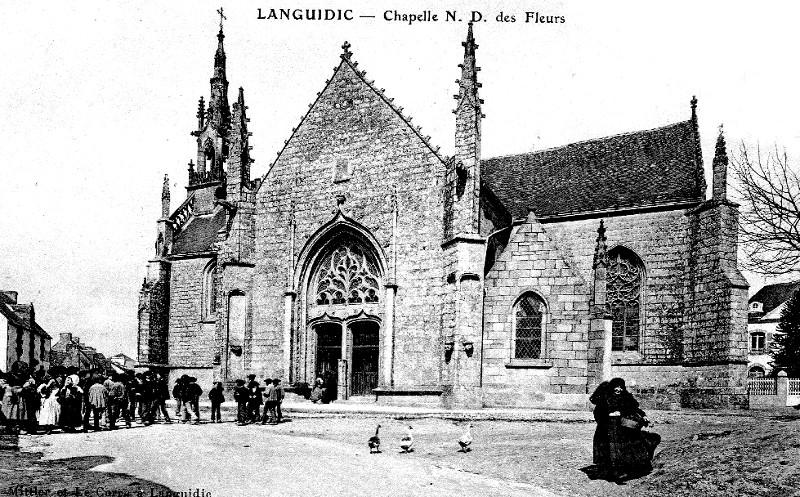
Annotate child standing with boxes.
[233,379,248,426]
[209,382,225,423]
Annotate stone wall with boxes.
[248,58,448,389]
[168,257,216,368]
[483,213,592,407]
[544,208,690,364]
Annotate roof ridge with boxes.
[341,52,448,165]
[260,44,448,187]
[260,58,343,184]
[483,119,693,162]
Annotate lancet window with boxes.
[607,248,643,352]
[514,293,545,359]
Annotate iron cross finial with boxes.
[217,7,227,31]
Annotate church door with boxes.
[315,323,341,400]
[350,321,379,396]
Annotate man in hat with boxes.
[173,375,186,420]
[233,379,248,426]
[246,374,262,423]
[151,372,172,423]
[107,373,130,429]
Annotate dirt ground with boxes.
[283,410,800,496]
[2,409,799,497]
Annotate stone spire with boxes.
[712,124,728,200]
[161,174,170,218]
[690,96,707,199]
[454,22,483,115]
[592,220,608,269]
[196,96,205,131]
[227,86,252,195]
[208,14,230,133]
[448,22,483,238]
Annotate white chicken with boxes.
[400,425,414,453]
[368,424,381,454]
[458,424,473,452]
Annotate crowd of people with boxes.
[0,361,288,435]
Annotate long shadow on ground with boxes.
[0,437,173,495]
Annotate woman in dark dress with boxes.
[58,375,83,432]
[590,377,661,482]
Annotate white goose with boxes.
[400,425,414,453]
[458,424,473,452]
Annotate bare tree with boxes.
[731,143,800,275]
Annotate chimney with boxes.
[59,332,73,344]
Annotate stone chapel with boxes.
[137,21,750,409]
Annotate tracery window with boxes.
[315,241,380,305]
[607,248,643,352]
[514,293,545,359]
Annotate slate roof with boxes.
[171,208,226,255]
[481,120,703,218]
[0,293,51,338]
[749,281,800,321]
[0,293,24,328]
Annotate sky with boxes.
[1,0,799,358]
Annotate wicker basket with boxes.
[620,416,643,430]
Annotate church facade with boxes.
[137,22,749,409]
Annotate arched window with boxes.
[607,247,644,352]
[514,293,545,359]
[748,366,765,378]
[202,260,218,320]
[750,331,766,352]
[314,239,380,306]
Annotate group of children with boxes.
[229,374,285,425]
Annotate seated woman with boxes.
[590,377,661,482]
[309,378,323,403]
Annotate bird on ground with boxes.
[400,425,414,453]
[368,424,381,453]
[458,424,473,452]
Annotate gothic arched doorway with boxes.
[301,228,384,399]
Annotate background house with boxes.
[50,332,113,373]
[747,281,800,376]
[109,352,136,373]
[0,290,51,374]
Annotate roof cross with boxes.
[342,41,352,60]
[217,7,226,31]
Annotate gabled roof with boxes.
[0,293,25,328]
[481,120,704,218]
[750,281,800,317]
[171,208,226,255]
[262,45,447,182]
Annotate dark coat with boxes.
[591,384,660,477]
[209,386,225,403]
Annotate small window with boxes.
[514,293,545,359]
[750,331,765,353]
[748,366,765,378]
[203,261,218,320]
